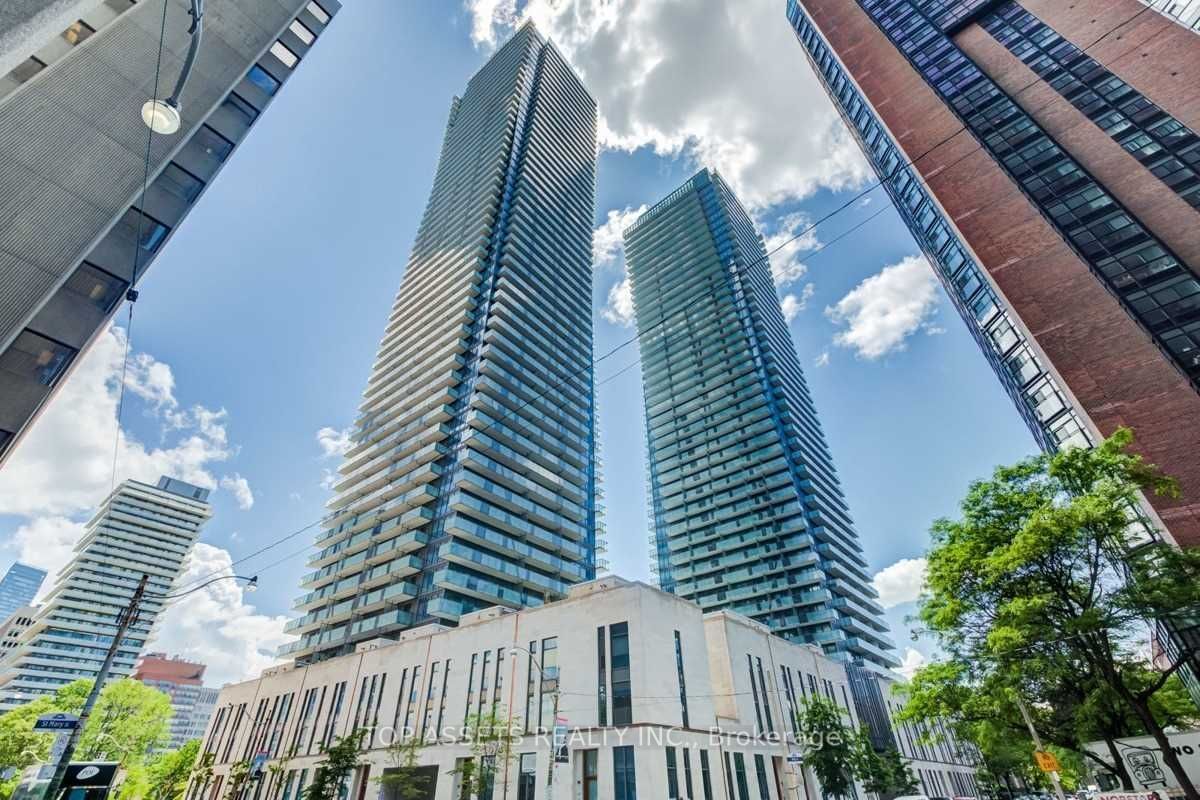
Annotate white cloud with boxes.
[220,474,255,510]
[151,543,294,687]
[897,647,928,680]
[826,255,940,360]
[814,351,830,368]
[465,0,871,210]
[7,517,86,588]
[872,557,928,609]
[601,277,635,327]
[0,325,238,518]
[594,205,647,271]
[320,468,339,491]
[316,426,354,459]
[765,212,820,287]
[780,283,815,322]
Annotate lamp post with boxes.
[141,0,205,134]
[508,644,560,797]
[42,573,257,800]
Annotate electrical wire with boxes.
[108,0,172,492]
[165,4,1159,603]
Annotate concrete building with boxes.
[0,0,340,464]
[134,652,221,748]
[0,606,36,659]
[0,476,212,710]
[785,0,1200,693]
[195,578,977,800]
[282,21,600,665]
[625,169,897,672]
[0,562,46,621]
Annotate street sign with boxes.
[553,716,569,764]
[62,762,118,789]
[1034,751,1062,772]
[786,752,804,765]
[33,713,78,732]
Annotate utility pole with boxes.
[1014,693,1068,800]
[42,574,149,800]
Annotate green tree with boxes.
[146,739,203,800]
[850,730,918,797]
[0,694,61,791]
[919,429,1200,800]
[452,708,520,800]
[306,729,365,800]
[375,733,429,800]
[223,759,252,800]
[795,695,857,799]
[76,679,173,765]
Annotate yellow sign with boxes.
[1033,751,1061,772]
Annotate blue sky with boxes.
[0,0,1040,683]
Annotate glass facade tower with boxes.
[0,562,46,623]
[626,169,897,670]
[282,22,599,663]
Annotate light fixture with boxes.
[140,0,203,134]
[141,99,181,134]
[245,575,259,593]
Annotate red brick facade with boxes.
[798,0,1200,545]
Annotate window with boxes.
[733,753,751,800]
[724,754,735,800]
[756,658,773,734]
[62,20,95,45]
[524,640,537,733]
[306,1,331,24]
[613,746,637,800]
[682,748,695,800]
[674,631,689,728]
[610,622,632,725]
[582,750,599,800]
[64,263,127,313]
[699,750,713,800]
[754,755,771,800]
[289,19,316,44]
[747,655,764,733]
[666,748,679,800]
[157,163,205,203]
[6,57,46,86]
[539,637,558,730]
[247,65,281,96]
[1,331,76,386]
[223,93,259,126]
[271,41,299,68]
[597,626,607,725]
[191,125,235,163]
[518,753,537,800]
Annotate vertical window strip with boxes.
[755,657,774,733]
[747,655,764,734]
[674,630,689,728]
[597,625,608,726]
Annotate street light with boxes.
[140,0,204,134]
[508,645,561,796]
[41,572,257,800]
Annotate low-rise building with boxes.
[195,578,874,800]
[134,653,220,749]
[0,606,35,658]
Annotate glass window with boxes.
[699,751,713,800]
[289,19,316,44]
[64,263,127,313]
[596,626,607,726]
[673,631,688,728]
[62,20,95,45]
[306,1,331,24]
[582,750,598,800]
[614,746,637,800]
[247,65,280,96]
[539,637,558,731]
[271,41,299,68]
[223,93,259,125]
[156,162,205,203]
[0,331,77,387]
[610,622,631,725]
[666,748,679,800]
[191,125,234,163]
[518,753,537,800]
[682,749,695,800]
[754,755,771,800]
[733,753,750,800]
[8,57,46,85]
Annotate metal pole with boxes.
[546,686,560,796]
[1014,693,1067,800]
[42,574,148,800]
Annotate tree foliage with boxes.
[850,730,918,797]
[794,695,857,799]
[451,707,520,800]
[306,729,365,800]
[914,428,1200,800]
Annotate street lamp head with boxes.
[245,575,258,593]
[140,98,181,134]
